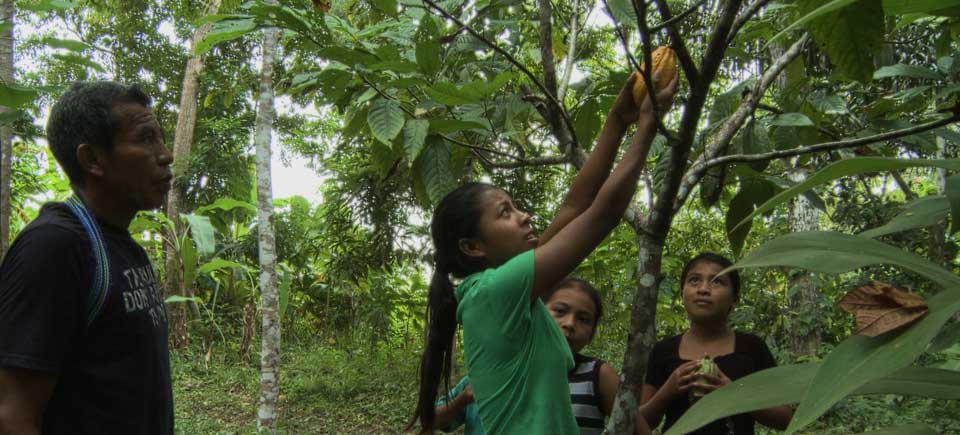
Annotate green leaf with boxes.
[403,119,430,162]
[40,37,90,52]
[195,18,258,55]
[605,0,637,28]
[731,158,960,233]
[947,174,960,235]
[415,16,441,76]
[874,64,944,80]
[279,269,292,321]
[180,234,199,289]
[369,0,398,16]
[574,98,602,146]
[729,231,960,289]
[797,0,884,83]
[425,82,480,106]
[726,178,778,257]
[769,112,815,127]
[852,425,939,435]
[195,197,256,215]
[164,295,202,304]
[184,214,216,256]
[738,120,771,171]
[859,195,950,238]
[414,137,457,204]
[51,52,105,73]
[786,288,960,433]
[428,118,485,134]
[199,257,251,275]
[929,321,960,353]
[17,0,78,12]
[367,98,405,145]
[666,364,960,435]
[0,82,38,108]
[883,0,960,15]
[767,0,860,46]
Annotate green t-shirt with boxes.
[455,249,578,435]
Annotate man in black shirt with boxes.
[0,81,174,435]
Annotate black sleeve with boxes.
[0,225,87,373]
[745,333,777,371]
[644,340,668,387]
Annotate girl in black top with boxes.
[638,253,793,434]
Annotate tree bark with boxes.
[786,166,821,358]
[164,0,222,349]
[605,229,663,435]
[0,0,14,258]
[254,16,282,435]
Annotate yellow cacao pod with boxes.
[632,46,678,107]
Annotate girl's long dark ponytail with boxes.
[408,263,458,433]
[408,182,493,434]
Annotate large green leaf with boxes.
[726,178,778,257]
[415,16,441,76]
[199,257,251,275]
[787,287,960,433]
[769,112,815,127]
[947,174,960,235]
[605,0,637,28]
[195,18,258,55]
[729,231,960,289]
[403,119,430,163]
[17,0,78,12]
[883,0,960,15]
[731,158,960,233]
[859,195,950,238]
[801,0,884,83]
[180,234,199,290]
[414,137,457,204]
[0,82,38,109]
[665,364,960,435]
[195,197,257,215]
[367,98,405,145]
[767,0,860,46]
[40,37,90,52]
[425,82,481,106]
[184,214,216,256]
[874,64,944,81]
[369,0,398,17]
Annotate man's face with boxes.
[96,102,173,212]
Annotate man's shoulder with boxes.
[16,203,85,246]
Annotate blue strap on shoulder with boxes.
[64,196,111,327]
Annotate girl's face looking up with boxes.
[546,286,598,354]
[459,188,538,268]
[681,260,737,322]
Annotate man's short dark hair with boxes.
[46,81,151,186]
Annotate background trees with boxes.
[1,0,958,433]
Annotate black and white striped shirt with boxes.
[568,355,605,435]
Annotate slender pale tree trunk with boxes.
[164,0,221,348]
[0,0,14,257]
[254,16,282,434]
[786,166,821,358]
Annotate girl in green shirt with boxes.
[409,71,677,435]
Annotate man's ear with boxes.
[76,143,105,177]
[458,238,486,261]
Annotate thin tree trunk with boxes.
[606,230,663,435]
[164,0,222,349]
[254,16,282,434]
[786,166,821,358]
[0,0,15,257]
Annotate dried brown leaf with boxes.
[838,281,928,337]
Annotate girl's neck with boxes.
[686,320,732,342]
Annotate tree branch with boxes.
[891,170,917,200]
[557,0,581,101]
[697,113,960,171]
[651,0,705,31]
[653,0,700,84]
[650,0,741,234]
[727,0,773,45]
[420,0,579,150]
[480,154,571,169]
[673,33,809,212]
